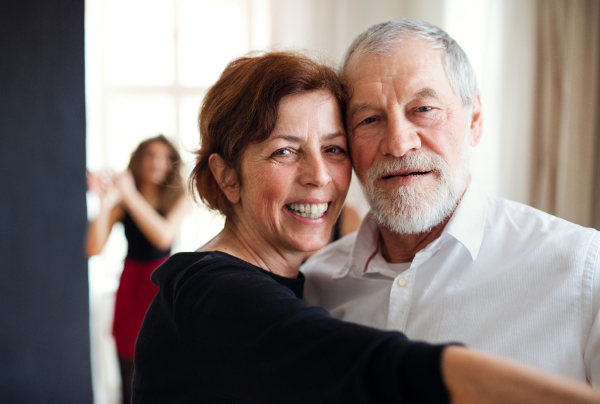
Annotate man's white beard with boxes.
[363,142,471,235]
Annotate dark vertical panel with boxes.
[0,0,92,402]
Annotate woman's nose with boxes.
[299,153,331,187]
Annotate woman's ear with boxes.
[208,153,241,204]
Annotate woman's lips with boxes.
[286,202,329,219]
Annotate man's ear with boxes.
[208,153,240,204]
[468,90,483,147]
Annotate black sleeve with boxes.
[173,260,451,404]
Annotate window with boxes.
[85,1,270,401]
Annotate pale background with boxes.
[84,1,599,403]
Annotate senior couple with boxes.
[132,18,600,403]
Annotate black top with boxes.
[122,212,170,261]
[133,252,452,404]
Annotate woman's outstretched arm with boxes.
[86,171,123,257]
[442,346,600,404]
[114,170,188,250]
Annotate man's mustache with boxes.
[366,152,449,183]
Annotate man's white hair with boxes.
[341,18,477,107]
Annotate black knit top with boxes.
[132,251,451,404]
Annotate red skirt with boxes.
[112,256,168,358]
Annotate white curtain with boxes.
[530,0,600,228]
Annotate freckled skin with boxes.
[232,90,352,265]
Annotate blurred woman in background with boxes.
[86,134,188,404]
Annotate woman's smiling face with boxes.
[236,90,351,254]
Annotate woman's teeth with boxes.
[287,203,328,219]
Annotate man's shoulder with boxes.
[302,232,357,276]
[486,197,600,249]
[490,197,596,231]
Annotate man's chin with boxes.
[373,210,447,235]
[370,192,459,235]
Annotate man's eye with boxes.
[416,106,432,112]
[325,146,346,154]
[362,117,377,124]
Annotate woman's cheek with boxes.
[257,165,293,200]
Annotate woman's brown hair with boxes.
[129,135,184,214]
[190,51,346,213]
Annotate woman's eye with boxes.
[416,106,433,112]
[272,148,292,157]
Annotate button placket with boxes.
[386,270,415,332]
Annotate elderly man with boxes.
[302,18,600,385]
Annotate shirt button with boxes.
[397,277,408,287]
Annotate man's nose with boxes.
[300,153,331,187]
[380,113,421,157]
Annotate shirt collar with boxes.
[442,179,487,261]
[343,179,488,278]
[336,212,380,278]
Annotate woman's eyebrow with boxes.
[323,132,345,141]
[270,134,303,142]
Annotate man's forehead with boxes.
[344,44,450,105]
[349,56,444,83]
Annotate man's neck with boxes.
[379,218,449,263]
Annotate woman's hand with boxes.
[442,346,600,404]
[87,171,113,202]
[86,170,124,257]
[113,170,137,197]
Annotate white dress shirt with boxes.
[303,182,600,384]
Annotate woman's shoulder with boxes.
[153,251,258,281]
[151,251,285,295]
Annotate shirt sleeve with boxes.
[173,261,451,404]
[584,231,600,386]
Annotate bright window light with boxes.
[178,0,249,87]
[106,0,175,85]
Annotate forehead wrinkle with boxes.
[348,80,387,116]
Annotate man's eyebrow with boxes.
[415,87,439,100]
[348,102,375,118]
[348,88,440,117]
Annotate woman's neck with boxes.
[199,218,303,279]
[138,181,161,207]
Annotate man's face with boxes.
[345,37,482,234]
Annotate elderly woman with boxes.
[132,52,600,404]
